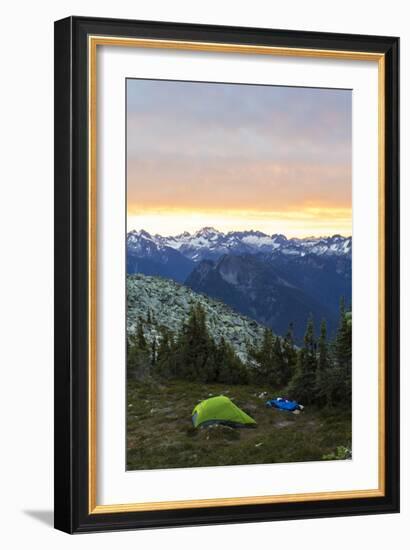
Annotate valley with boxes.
[127,227,352,342]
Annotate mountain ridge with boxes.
[186,253,345,342]
[128,227,352,263]
[127,273,266,362]
[127,228,352,342]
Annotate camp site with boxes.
[127,379,351,470]
[126,295,352,470]
[124,80,353,472]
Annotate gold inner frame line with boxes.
[88,35,386,514]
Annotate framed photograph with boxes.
[54,16,399,533]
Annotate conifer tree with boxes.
[282,323,298,386]
[136,318,148,351]
[155,327,174,378]
[216,337,249,385]
[332,297,352,404]
[316,319,331,406]
[251,328,275,384]
[127,320,151,379]
[287,315,318,404]
[177,303,217,382]
[334,298,351,372]
[272,335,287,386]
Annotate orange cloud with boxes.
[127,159,351,213]
[127,207,352,238]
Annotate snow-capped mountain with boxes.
[127,227,351,264]
[127,230,194,283]
[126,228,352,341]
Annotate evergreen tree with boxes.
[332,297,352,405]
[136,318,148,351]
[216,337,249,385]
[281,323,298,386]
[251,328,281,386]
[155,327,174,378]
[334,298,351,372]
[152,304,250,384]
[177,303,218,382]
[287,315,318,404]
[272,334,287,386]
[315,319,331,406]
[127,320,151,380]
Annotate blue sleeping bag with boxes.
[266,398,302,412]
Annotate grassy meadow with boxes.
[127,379,351,471]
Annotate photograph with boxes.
[52,13,399,534]
[126,78,353,470]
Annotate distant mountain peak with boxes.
[127,228,352,272]
[228,229,267,236]
[128,229,153,239]
[194,226,221,237]
[271,233,288,243]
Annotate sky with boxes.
[127,79,352,238]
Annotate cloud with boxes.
[127,207,352,238]
[127,157,351,212]
[126,78,352,235]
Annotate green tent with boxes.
[192,395,256,429]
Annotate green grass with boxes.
[127,379,351,470]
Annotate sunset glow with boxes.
[127,79,352,238]
[127,208,352,238]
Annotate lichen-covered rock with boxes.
[127,274,266,363]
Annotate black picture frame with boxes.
[54,15,400,534]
